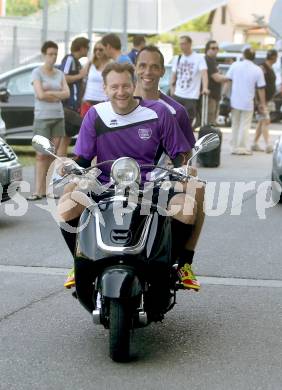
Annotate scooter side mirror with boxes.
[32,135,56,156]
[186,133,220,168]
[195,133,220,153]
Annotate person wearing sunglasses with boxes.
[205,40,228,124]
[101,33,133,65]
[80,41,111,117]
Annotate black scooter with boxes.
[32,133,219,362]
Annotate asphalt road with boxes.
[1,127,282,390]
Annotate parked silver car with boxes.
[0,137,22,202]
[272,135,282,203]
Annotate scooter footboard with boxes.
[101,266,142,299]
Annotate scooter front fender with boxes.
[101,267,142,299]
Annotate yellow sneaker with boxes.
[178,263,200,291]
[64,268,75,289]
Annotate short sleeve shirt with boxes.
[32,66,64,119]
[205,55,221,101]
[159,92,195,148]
[128,49,138,64]
[74,99,190,183]
[172,52,207,99]
[227,60,266,111]
[116,54,133,64]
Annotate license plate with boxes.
[9,167,22,182]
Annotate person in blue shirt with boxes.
[101,33,132,64]
[128,35,146,65]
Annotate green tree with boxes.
[6,0,58,17]
[7,0,38,16]
[148,13,210,53]
[174,14,210,33]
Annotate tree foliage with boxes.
[6,0,57,17]
[174,14,210,33]
[148,14,210,53]
[6,0,38,16]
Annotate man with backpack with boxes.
[169,35,209,127]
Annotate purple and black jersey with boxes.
[74,99,190,183]
[148,92,195,174]
[159,92,195,148]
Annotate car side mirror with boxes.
[0,88,10,103]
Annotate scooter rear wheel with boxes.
[109,299,131,362]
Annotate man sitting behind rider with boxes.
[59,62,201,290]
[134,45,205,290]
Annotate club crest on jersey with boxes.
[110,119,118,126]
[138,128,152,140]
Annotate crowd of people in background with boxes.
[27,32,281,199]
[27,32,281,293]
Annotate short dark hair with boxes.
[133,35,146,47]
[205,40,217,54]
[244,48,255,61]
[101,33,121,50]
[102,62,135,84]
[267,49,278,60]
[180,35,192,44]
[136,45,165,69]
[70,37,90,52]
[41,40,58,54]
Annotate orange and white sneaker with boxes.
[178,263,200,291]
[64,268,75,289]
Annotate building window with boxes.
[221,6,226,25]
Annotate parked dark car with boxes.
[0,63,40,145]
[0,63,79,146]
[0,137,22,202]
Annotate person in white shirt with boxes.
[80,41,111,117]
[224,48,266,155]
[169,35,209,127]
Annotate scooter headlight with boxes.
[110,157,141,185]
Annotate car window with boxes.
[159,65,172,94]
[216,56,238,65]
[7,70,33,95]
[254,57,266,66]
[218,64,230,75]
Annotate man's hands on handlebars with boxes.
[187,166,197,177]
[173,165,197,178]
[55,158,84,177]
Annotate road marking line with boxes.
[199,276,282,288]
[0,265,67,275]
[209,128,282,136]
[1,265,282,288]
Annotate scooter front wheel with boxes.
[109,299,131,362]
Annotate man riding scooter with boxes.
[58,62,204,291]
